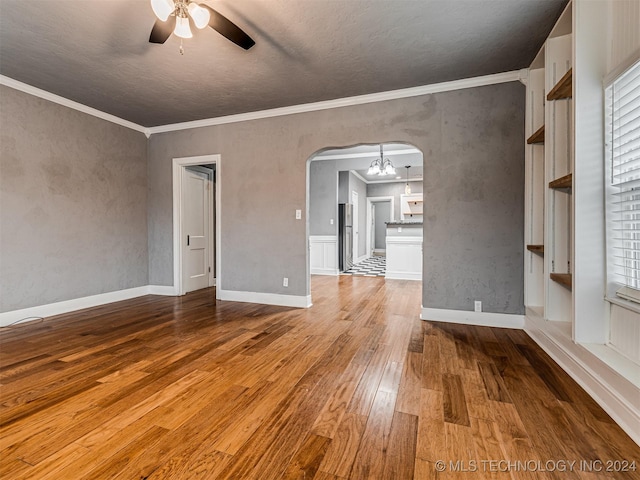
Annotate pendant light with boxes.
[404,166,412,195]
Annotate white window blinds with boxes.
[607,59,640,300]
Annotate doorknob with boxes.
[187,235,190,246]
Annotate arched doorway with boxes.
[306,142,424,296]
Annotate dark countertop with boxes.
[386,222,423,227]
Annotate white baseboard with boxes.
[421,307,525,329]
[525,315,640,447]
[386,271,422,281]
[311,268,339,276]
[0,284,309,327]
[0,286,152,327]
[218,289,312,308]
[148,285,179,296]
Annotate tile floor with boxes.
[344,255,386,277]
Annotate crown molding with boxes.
[367,177,423,185]
[2,69,522,138]
[147,69,523,135]
[518,68,529,85]
[0,75,150,136]
[349,169,423,185]
[350,170,369,184]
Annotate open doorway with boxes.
[366,196,395,257]
[172,154,221,297]
[307,143,423,286]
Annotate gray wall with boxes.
[367,181,424,221]
[374,201,391,249]
[338,171,349,204]
[0,85,149,312]
[309,160,338,236]
[147,82,524,314]
[311,166,368,258]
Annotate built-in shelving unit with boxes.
[524,1,573,324]
[527,244,545,255]
[527,125,545,144]
[550,273,572,289]
[521,0,638,446]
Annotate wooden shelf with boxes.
[549,173,572,190]
[550,273,572,290]
[401,194,423,220]
[526,244,544,255]
[526,125,545,144]
[547,68,572,101]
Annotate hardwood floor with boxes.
[1,276,638,479]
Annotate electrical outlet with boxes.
[330,219,334,225]
[474,300,482,312]
[283,277,289,287]
[295,209,302,220]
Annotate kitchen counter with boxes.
[385,222,423,227]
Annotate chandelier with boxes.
[367,145,396,176]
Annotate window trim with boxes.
[604,55,640,307]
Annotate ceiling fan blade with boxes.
[149,16,176,44]
[200,4,255,50]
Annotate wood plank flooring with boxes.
[1,276,638,479]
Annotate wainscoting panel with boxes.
[385,236,422,281]
[310,235,339,275]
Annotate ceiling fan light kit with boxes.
[174,16,193,39]
[187,3,211,29]
[148,0,255,52]
[150,0,174,21]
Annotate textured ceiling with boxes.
[0,0,568,127]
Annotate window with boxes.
[606,58,640,303]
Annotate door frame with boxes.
[366,196,395,257]
[351,190,359,262]
[182,165,214,292]
[172,154,221,297]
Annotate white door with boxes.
[352,190,359,262]
[182,167,211,293]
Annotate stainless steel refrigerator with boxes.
[338,203,353,271]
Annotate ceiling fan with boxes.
[149,0,255,51]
